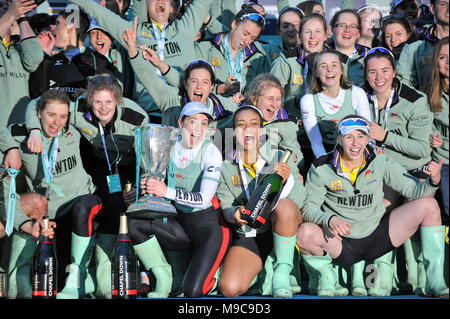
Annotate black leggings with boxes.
[80,138,135,234]
[54,193,102,290]
[128,206,231,298]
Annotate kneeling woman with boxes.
[128,102,231,298]
[216,105,304,298]
[8,89,102,299]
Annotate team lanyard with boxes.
[237,153,266,201]
[99,123,122,193]
[41,133,65,199]
[3,168,19,236]
[152,23,166,78]
[372,88,395,131]
[237,152,266,237]
[222,34,245,85]
[98,123,120,174]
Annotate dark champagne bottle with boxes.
[32,217,57,299]
[242,150,292,229]
[112,212,137,299]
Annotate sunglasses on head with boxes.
[87,73,118,85]
[186,59,214,70]
[239,13,266,27]
[279,6,304,18]
[366,47,396,60]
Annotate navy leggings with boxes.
[128,206,231,298]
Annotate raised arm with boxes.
[68,0,133,48]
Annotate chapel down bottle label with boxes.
[242,150,292,229]
[32,217,57,299]
[112,212,137,299]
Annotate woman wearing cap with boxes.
[380,15,419,60]
[327,9,369,86]
[128,101,230,298]
[300,50,371,160]
[428,38,449,218]
[122,23,237,135]
[216,105,304,298]
[7,89,103,299]
[363,47,436,296]
[24,74,149,299]
[297,114,448,298]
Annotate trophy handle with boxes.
[170,127,182,141]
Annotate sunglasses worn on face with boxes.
[239,13,266,27]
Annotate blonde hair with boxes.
[245,73,284,105]
[86,74,123,107]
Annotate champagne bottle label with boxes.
[32,256,57,298]
[112,213,137,299]
[242,150,292,229]
[112,255,137,298]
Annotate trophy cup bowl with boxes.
[126,124,179,220]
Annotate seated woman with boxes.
[297,115,448,298]
[358,46,437,296]
[300,50,371,159]
[216,105,304,298]
[24,74,149,299]
[128,102,230,298]
[7,89,103,299]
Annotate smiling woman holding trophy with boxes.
[126,102,230,298]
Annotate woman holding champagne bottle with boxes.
[215,105,304,298]
[6,89,103,299]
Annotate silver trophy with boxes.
[127,124,179,219]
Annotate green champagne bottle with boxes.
[242,150,292,228]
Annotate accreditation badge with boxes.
[330,180,343,191]
[107,174,122,194]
